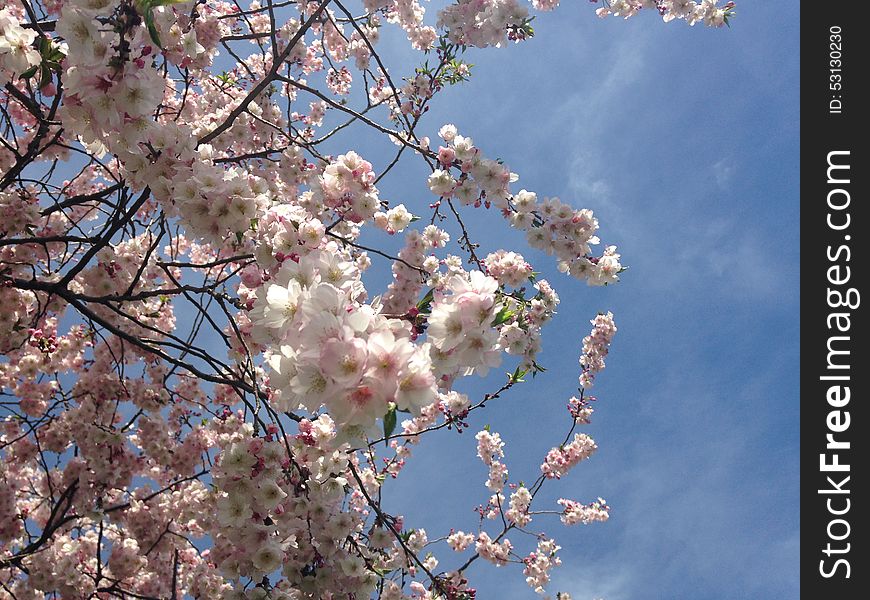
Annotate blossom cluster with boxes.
[523,538,562,594]
[506,485,533,526]
[541,433,598,479]
[320,151,383,223]
[208,414,387,597]
[484,249,533,289]
[579,311,618,388]
[428,125,623,285]
[380,225,449,316]
[475,429,508,492]
[249,249,436,438]
[475,531,514,566]
[594,0,736,27]
[558,497,611,525]
[427,270,504,378]
[437,0,531,48]
[0,7,40,84]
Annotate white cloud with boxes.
[712,158,735,189]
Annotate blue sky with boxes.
[348,2,800,599]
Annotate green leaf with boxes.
[383,405,397,441]
[144,10,162,48]
[508,366,528,384]
[415,288,435,313]
[492,305,515,326]
[39,65,52,89]
[48,47,66,62]
[18,65,39,80]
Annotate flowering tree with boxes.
[0,0,733,598]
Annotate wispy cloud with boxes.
[712,158,735,189]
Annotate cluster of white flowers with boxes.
[540,433,598,479]
[250,249,436,438]
[518,192,622,286]
[506,485,533,526]
[108,538,147,581]
[475,429,509,492]
[213,436,294,577]
[476,531,514,566]
[320,151,383,223]
[205,414,395,597]
[523,538,562,593]
[0,190,41,237]
[438,0,530,48]
[447,530,476,552]
[558,497,611,525]
[439,389,472,418]
[579,311,618,388]
[497,278,560,372]
[54,2,246,244]
[429,128,515,205]
[252,201,328,271]
[56,3,165,155]
[382,0,438,51]
[122,122,269,244]
[597,0,733,27]
[484,250,533,288]
[326,65,353,96]
[373,203,414,234]
[428,125,622,285]
[380,225,450,316]
[0,7,40,84]
[428,270,504,377]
